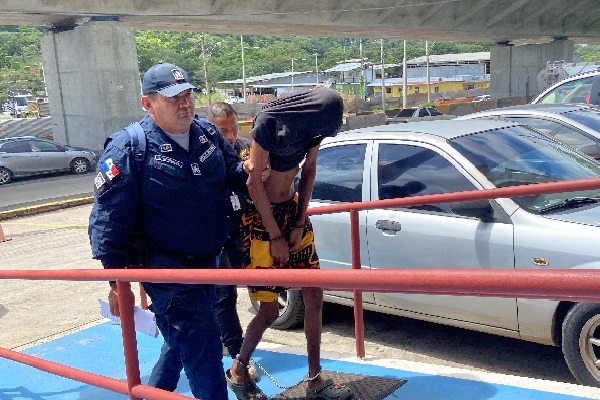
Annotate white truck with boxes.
[2,90,34,117]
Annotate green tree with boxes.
[0,26,43,68]
[575,45,600,62]
[0,68,46,104]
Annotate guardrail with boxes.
[2,177,600,399]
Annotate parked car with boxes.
[386,107,443,124]
[259,119,600,387]
[530,69,600,106]
[456,103,600,159]
[0,137,96,184]
[471,94,491,102]
[224,95,246,104]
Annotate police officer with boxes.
[89,63,249,399]
[206,102,251,359]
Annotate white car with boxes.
[530,69,600,106]
[471,94,491,102]
[455,103,600,160]
[224,96,246,104]
[260,119,600,387]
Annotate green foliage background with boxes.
[0,25,599,106]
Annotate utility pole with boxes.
[402,40,407,109]
[426,40,431,103]
[360,38,366,101]
[380,39,385,111]
[313,53,319,86]
[202,35,211,107]
[241,35,247,102]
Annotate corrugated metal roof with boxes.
[324,62,400,72]
[219,71,311,85]
[324,62,362,72]
[367,75,489,87]
[407,52,490,65]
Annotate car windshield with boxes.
[14,97,29,106]
[449,125,600,214]
[395,109,416,117]
[537,76,593,104]
[563,109,600,132]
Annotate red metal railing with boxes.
[2,177,600,399]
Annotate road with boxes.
[0,171,94,211]
[0,174,593,394]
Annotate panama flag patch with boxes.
[102,158,120,180]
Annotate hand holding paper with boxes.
[99,299,159,338]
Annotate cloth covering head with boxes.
[142,63,198,97]
[249,88,344,171]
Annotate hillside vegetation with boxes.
[1,26,598,105]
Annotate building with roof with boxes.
[404,52,490,79]
[368,76,489,99]
[218,70,337,99]
[218,52,490,101]
[370,52,491,99]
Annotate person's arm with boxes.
[288,145,319,252]
[88,139,138,316]
[246,141,290,263]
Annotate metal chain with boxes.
[250,358,305,390]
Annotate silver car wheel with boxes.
[0,167,12,184]
[579,314,600,380]
[71,158,90,174]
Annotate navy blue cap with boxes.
[142,63,197,97]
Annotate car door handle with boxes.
[375,220,401,235]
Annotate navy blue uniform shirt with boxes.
[89,115,247,268]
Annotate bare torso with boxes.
[263,166,300,203]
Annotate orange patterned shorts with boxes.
[242,194,319,302]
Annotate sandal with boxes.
[306,378,352,400]
[225,369,268,400]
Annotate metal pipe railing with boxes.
[2,177,600,398]
[3,268,599,300]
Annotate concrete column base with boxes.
[41,20,145,152]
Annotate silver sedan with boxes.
[258,119,600,388]
[0,136,96,184]
[456,103,600,159]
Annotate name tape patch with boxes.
[200,144,216,162]
[154,154,183,168]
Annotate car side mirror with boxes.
[450,200,495,222]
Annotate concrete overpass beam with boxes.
[489,39,574,100]
[41,20,144,152]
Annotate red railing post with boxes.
[117,280,142,400]
[350,209,366,359]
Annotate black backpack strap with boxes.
[124,122,146,170]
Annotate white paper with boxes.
[99,299,159,338]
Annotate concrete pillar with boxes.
[41,20,144,152]
[490,39,574,100]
